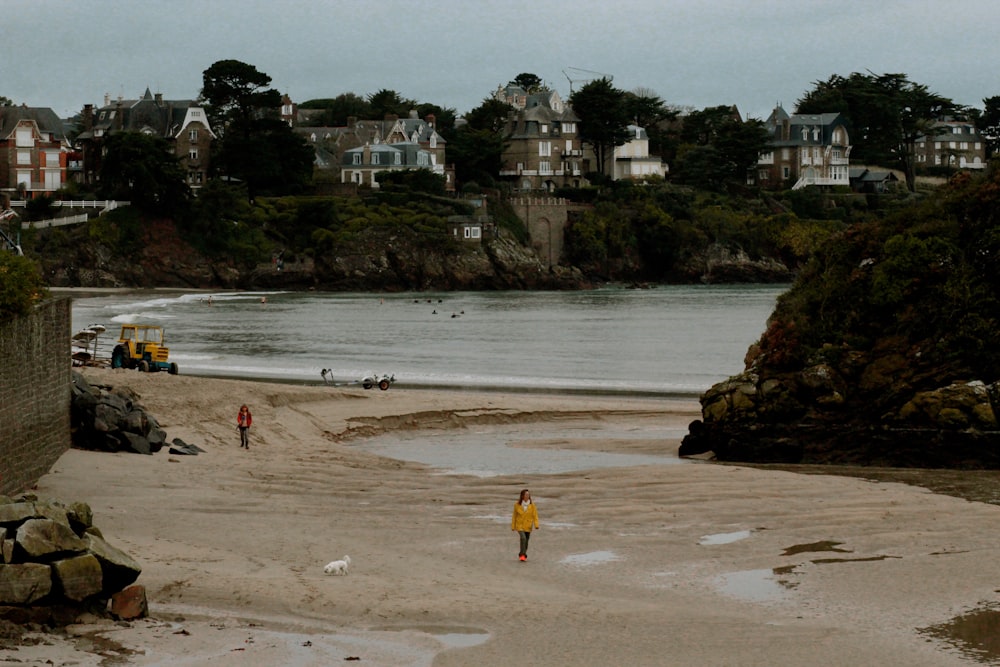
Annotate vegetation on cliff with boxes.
[681,165,1000,468]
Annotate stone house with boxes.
[498,90,586,191]
[914,119,987,171]
[297,110,452,190]
[76,89,215,191]
[340,141,435,187]
[0,105,67,199]
[755,105,851,189]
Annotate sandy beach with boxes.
[8,368,1000,665]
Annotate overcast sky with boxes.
[5,0,998,122]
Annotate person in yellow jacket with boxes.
[511,489,540,561]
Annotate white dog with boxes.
[324,555,351,575]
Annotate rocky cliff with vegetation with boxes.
[681,168,1000,468]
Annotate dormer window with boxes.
[801,127,808,141]
[394,152,401,165]
[353,153,362,165]
[541,124,549,134]
[372,153,380,165]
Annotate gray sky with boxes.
[5,0,999,122]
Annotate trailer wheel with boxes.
[138,360,150,373]
[378,379,390,391]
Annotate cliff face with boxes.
[681,170,1000,469]
[38,220,590,291]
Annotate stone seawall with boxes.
[0,299,71,495]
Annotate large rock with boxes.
[0,502,40,527]
[0,564,52,604]
[85,534,141,592]
[51,554,103,602]
[110,584,148,620]
[15,519,86,560]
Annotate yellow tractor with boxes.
[111,324,179,374]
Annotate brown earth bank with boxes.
[6,368,1000,665]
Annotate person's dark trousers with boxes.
[518,530,531,556]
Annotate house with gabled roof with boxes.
[609,125,667,180]
[340,140,436,187]
[755,104,851,189]
[297,109,452,190]
[76,89,216,191]
[498,89,586,191]
[0,105,67,199]
[914,118,987,171]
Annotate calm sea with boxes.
[69,285,786,396]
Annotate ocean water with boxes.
[70,285,786,396]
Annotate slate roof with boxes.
[0,105,65,141]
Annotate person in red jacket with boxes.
[511,489,540,561]
[237,404,252,449]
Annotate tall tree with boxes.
[449,98,514,186]
[200,59,282,139]
[797,72,955,191]
[569,78,632,177]
[980,96,1000,159]
[367,89,417,119]
[299,93,372,126]
[511,73,544,93]
[98,132,190,214]
[673,106,768,190]
[200,60,313,199]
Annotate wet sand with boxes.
[10,368,1000,665]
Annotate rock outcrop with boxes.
[0,494,143,622]
[70,371,168,454]
[681,332,1000,468]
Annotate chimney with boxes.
[425,113,436,128]
[104,93,110,106]
[83,104,93,130]
[155,93,163,106]
[384,113,398,123]
[409,109,418,119]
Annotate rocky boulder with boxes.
[70,371,181,455]
[0,495,143,621]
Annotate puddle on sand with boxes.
[699,529,752,545]
[715,568,793,602]
[920,605,1000,665]
[560,550,619,566]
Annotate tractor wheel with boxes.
[111,345,126,369]
[378,379,390,391]
[138,360,150,373]
[169,362,179,375]
[363,379,374,390]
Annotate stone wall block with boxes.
[15,519,87,560]
[51,554,103,602]
[85,534,142,592]
[0,502,40,528]
[0,563,52,604]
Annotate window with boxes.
[562,122,576,133]
[353,153,362,165]
[566,140,573,153]
[189,129,199,141]
[394,152,401,165]
[15,128,33,147]
[372,153,380,165]
[17,150,31,165]
[45,152,59,167]
[541,124,548,134]
[539,161,551,174]
[782,166,790,178]
[539,141,551,157]
[960,142,968,150]
[189,149,199,161]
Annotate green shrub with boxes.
[0,253,49,321]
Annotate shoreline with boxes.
[15,369,1000,665]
